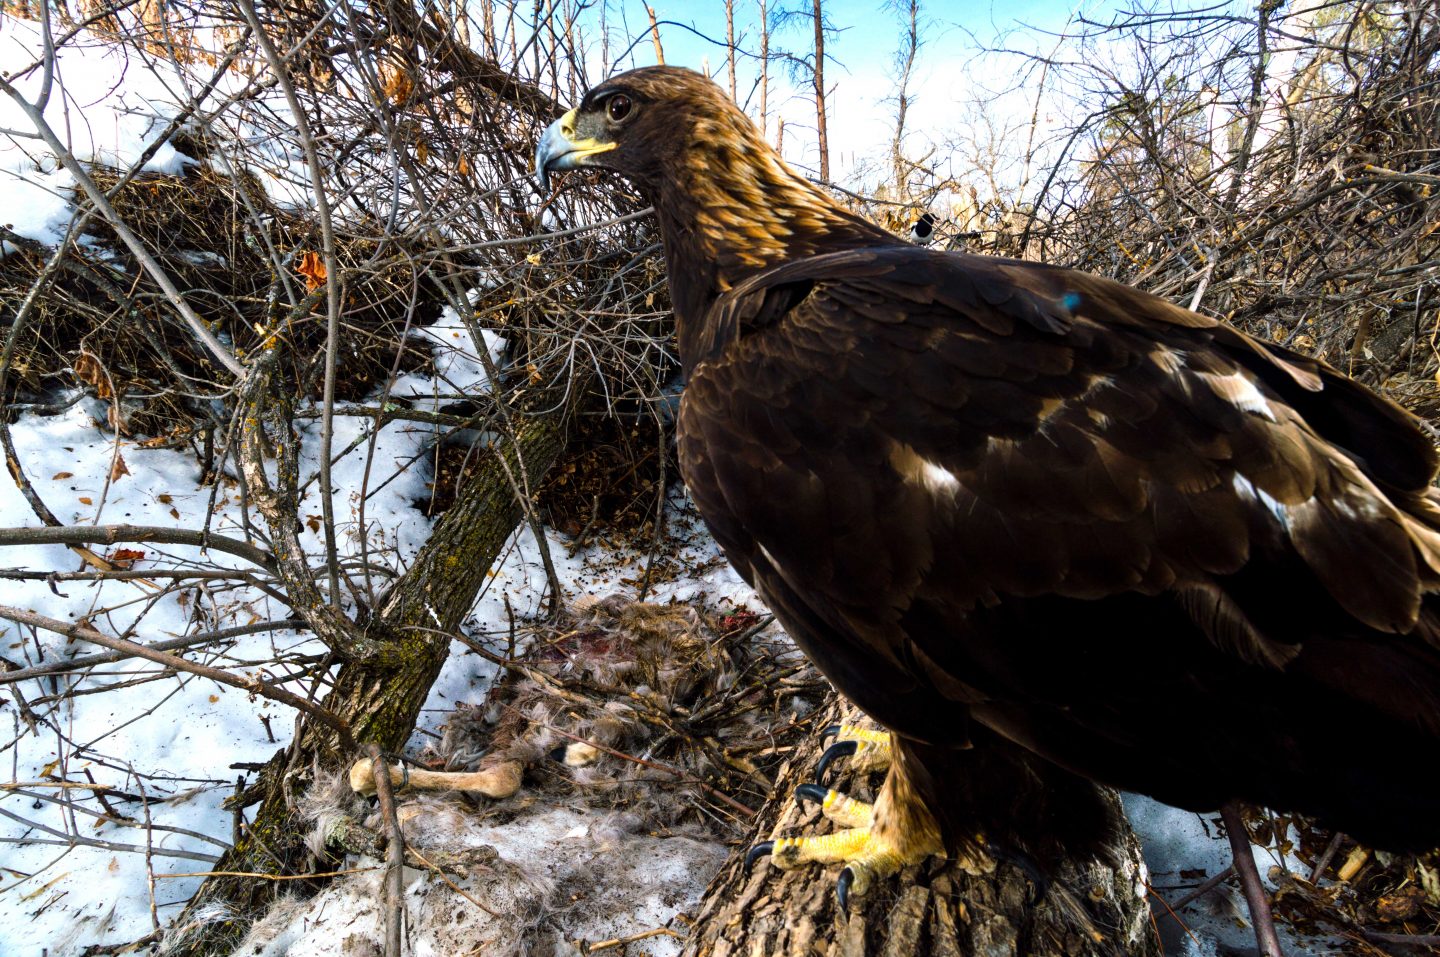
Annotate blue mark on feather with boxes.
[1061,292,1082,312]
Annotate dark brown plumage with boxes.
[536,67,1440,863]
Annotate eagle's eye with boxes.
[605,94,634,123]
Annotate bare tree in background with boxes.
[758,0,770,138]
[811,0,829,179]
[886,0,922,202]
[769,0,836,175]
[727,0,737,100]
[647,4,665,64]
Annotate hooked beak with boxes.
[534,108,617,193]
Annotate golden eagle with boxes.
[536,66,1440,951]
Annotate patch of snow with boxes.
[391,301,508,412]
[0,328,532,956]
[1124,794,1337,956]
[235,806,723,957]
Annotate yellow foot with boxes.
[817,722,893,781]
[746,781,943,910]
[748,726,945,912]
[748,722,1048,910]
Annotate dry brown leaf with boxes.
[296,251,326,291]
[73,351,112,399]
[1376,887,1424,921]
[109,548,145,569]
[52,471,73,480]
[109,455,130,481]
[379,60,413,103]
[457,154,470,176]
[78,496,93,505]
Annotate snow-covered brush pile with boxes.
[2,5,673,436]
[227,595,825,957]
[2,161,443,436]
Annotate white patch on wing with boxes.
[1232,473,1290,527]
[919,459,961,494]
[1205,371,1277,421]
[1329,494,1386,522]
[1150,346,1185,373]
[889,442,962,497]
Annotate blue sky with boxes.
[554,0,1130,183]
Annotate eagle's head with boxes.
[534,66,733,196]
[535,67,894,353]
[535,68,890,278]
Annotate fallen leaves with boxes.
[72,350,113,399]
[296,250,327,291]
[108,549,146,570]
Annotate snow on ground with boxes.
[235,804,727,957]
[1126,796,1339,956]
[391,301,509,414]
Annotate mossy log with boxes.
[681,699,1161,957]
[166,409,569,955]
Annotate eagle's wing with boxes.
[678,245,1440,740]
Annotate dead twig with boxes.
[366,745,406,957]
[0,604,355,751]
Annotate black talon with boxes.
[745,841,775,871]
[821,724,843,741]
[985,840,1049,902]
[836,866,855,914]
[815,740,858,784]
[795,783,830,804]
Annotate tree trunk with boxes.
[648,5,666,65]
[166,408,570,956]
[726,0,737,101]
[758,0,770,139]
[890,0,919,200]
[812,0,829,181]
[682,700,1160,957]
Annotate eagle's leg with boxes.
[746,732,948,911]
